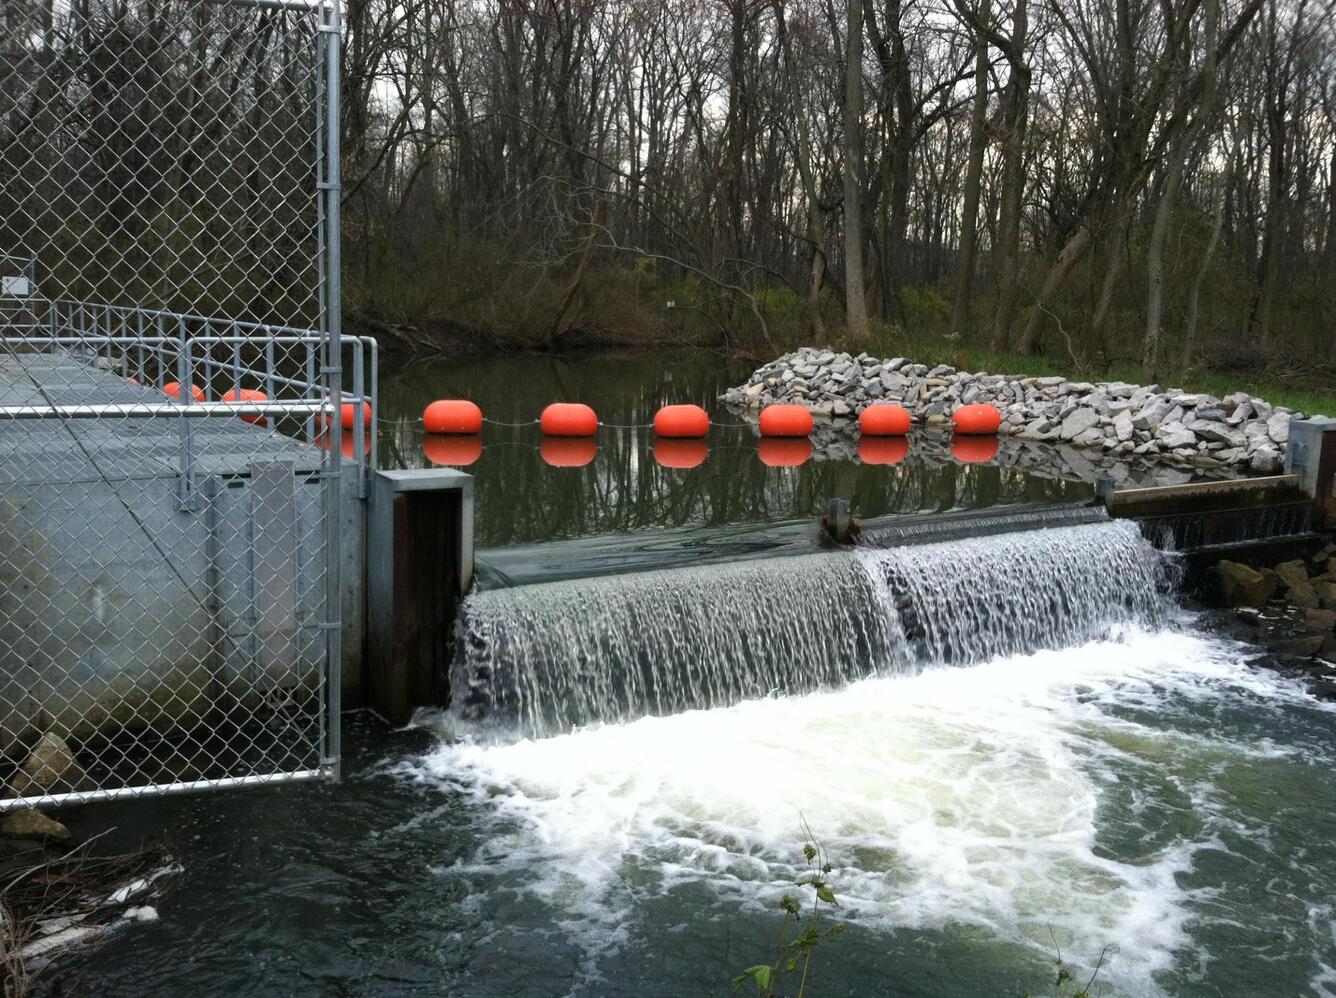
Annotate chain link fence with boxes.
[0,0,359,807]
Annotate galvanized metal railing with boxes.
[0,297,378,487]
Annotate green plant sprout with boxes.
[732,818,845,998]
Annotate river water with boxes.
[50,351,1336,997]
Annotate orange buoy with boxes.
[423,399,483,434]
[758,404,814,438]
[163,381,204,402]
[653,404,709,438]
[222,388,269,426]
[952,435,999,464]
[540,402,598,437]
[314,430,370,460]
[654,438,708,469]
[424,434,482,467]
[758,436,812,467]
[952,402,1001,435]
[541,436,597,467]
[341,401,372,430]
[859,436,909,465]
[858,403,911,436]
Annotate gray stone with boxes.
[1276,560,1310,589]
[9,732,88,797]
[1227,402,1255,424]
[1159,426,1197,449]
[1113,409,1135,442]
[0,808,71,842]
[1277,634,1326,656]
[1218,561,1270,607]
[1059,407,1101,440]
[1250,447,1283,474]
[1288,584,1322,610]
[1314,580,1336,609]
[1267,412,1290,444]
[1194,423,1244,448]
[1020,419,1059,441]
[1132,400,1171,431]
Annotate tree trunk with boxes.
[1144,130,1189,381]
[545,200,604,348]
[774,1,827,340]
[1088,206,1130,354]
[951,0,990,337]
[990,0,1030,351]
[1017,224,1092,353]
[1182,168,1227,370]
[842,0,870,342]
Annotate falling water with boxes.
[452,520,1167,737]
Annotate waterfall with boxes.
[452,520,1167,738]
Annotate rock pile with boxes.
[722,347,1309,474]
[1221,543,1336,675]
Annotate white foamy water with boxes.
[398,624,1333,995]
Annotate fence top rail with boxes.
[0,335,337,346]
[43,298,327,341]
[0,402,336,419]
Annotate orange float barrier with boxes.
[758,404,814,437]
[653,404,710,438]
[424,434,482,467]
[758,437,812,467]
[222,388,269,426]
[163,381,204,402]
[654,438,708,469]
[952,435,999,464]
[858,436,909,465]
[952,402,1001,435]
[540,402,598,437]
[423,399,483,434]
[541,436,597,467]
[858,403,911,436]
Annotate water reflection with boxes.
[423,434,482,467]
[379,351,1102,547]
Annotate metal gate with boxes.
[0,0,360,806]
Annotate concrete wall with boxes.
[0,460,363,753]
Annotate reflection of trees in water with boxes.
[376,353,1089,546]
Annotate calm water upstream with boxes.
[373,350,1093,548]
[47,351,1336,997]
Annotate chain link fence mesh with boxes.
[0,0,357,807]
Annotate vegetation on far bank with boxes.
[353,264,1336,418]
[337,0,1336,418]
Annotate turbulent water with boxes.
[403,627,1336,997]
[56,520,1336,997]
[453,520,1167,736]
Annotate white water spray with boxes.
[453,520,1166,736]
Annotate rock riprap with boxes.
[722,348,1307,473]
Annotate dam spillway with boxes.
[452,520,1167,738]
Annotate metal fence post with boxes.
[321,0,344,781]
